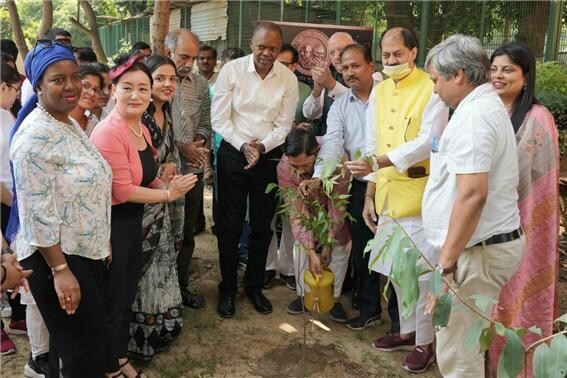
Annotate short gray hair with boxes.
[425,34,490,87]
[165,32,177,51]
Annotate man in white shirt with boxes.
[212,21,299,318]
[302,32,353,135]
[422,34,524,377]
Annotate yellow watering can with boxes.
[304,268,334,314]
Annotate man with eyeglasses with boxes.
[277,43,311,124]
[212,21,298,318]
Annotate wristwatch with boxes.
[435,263,456,276]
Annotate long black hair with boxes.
[144,55,176,75]
[1,62,20,85]
[490,42,539,132]
[284,124,318,157]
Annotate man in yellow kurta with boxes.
[345,27,448,374]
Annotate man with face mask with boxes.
[302,32,354,135]
[165,29,211,310]
[344,27,449,374]
[212,21,299,318]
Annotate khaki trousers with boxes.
[436,237,524,378]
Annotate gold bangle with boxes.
[162,186,170,202]
[51,263,68,274]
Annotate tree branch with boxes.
[5,0,29,57]
[37,0,53,39]
[69,17,90,35]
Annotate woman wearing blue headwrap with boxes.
[8,41,112,377]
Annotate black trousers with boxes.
[216,140,281,296]
[177,180,204,294]
[1,203,26,325]
[105,214,143,372]
[21,252,107,378]
[348,180,382,317]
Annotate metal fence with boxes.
[99,0,566,67]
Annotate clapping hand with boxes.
[168,174,199,201]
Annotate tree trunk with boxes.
[38,0,53,39]
[5,0,29,58]
[151,0,170,56]
[69,0,108,63]
[515,0,551,57]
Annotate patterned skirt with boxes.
[128,203,183,361]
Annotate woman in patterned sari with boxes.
[488,42,559,375]
[128,55,185,361]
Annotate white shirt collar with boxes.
[456,82,494,109]
[246,54,279,79]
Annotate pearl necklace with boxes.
[37,104,68,124]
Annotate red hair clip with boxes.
[109,53,145,81]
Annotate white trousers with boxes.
[265,216,294,276]
[26,303,50,358]
[392,280,434,345]
[293,242,351,298]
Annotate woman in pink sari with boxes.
[489,42,559,375]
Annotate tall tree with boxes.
[151,0,169,55]
[515,0,551,57]
[5,0,28,57]
[37,0,53,39]
[69,0,107,62]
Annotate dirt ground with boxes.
[1,189,566,377]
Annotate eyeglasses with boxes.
[6,84,20,94]
[81,81,100,95]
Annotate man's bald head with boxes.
[328,32,355,71]
[252,21,283,41]
[165,28,200,76]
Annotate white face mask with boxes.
[383,62,412,80]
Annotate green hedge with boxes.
[535,62,567,155]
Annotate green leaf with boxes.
[497,329,524,378]
[554,313,567,324]
[528,325,542,336]
[464,319,486,349]
[548,334,567,378]
[479,325,495,353]
[469,294,498,312]
[432,293,452,330]
[265,182,278,194]
[533,342,550,378]
[513,327,527,338]
[428,268,443,295]
[495,322,506,336]
[363,238,376,257]
[353,149,363,160]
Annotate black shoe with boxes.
[280,274,296,291]
[24,351,49,377]
[246,290,272,314]
[181,291,206,309]
[193,223,206,236]
[217,294,235,318]
[329,302,347,323]
[286,297,308,315]
[346,313,382,331]
[263,270,276,289]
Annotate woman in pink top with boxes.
[90,54,197,378]
[276,125,351,323]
